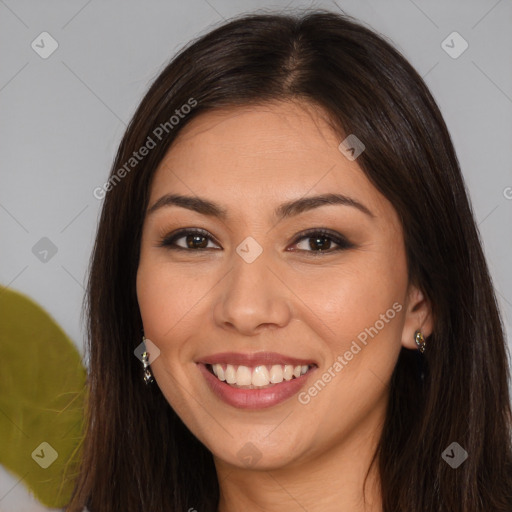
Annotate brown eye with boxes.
[297,234,334,251]
[183,233,209,249]
[159,229,220,251]
[290,229,354,254]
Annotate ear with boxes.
[401,283,434,350]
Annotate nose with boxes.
[212,249,293,336]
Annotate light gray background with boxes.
[1,1,511,510]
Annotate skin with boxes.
[136,100,433,512]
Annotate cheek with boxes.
[136,260,204,412]
[136,256,208,341]
[291,251,407,353]
[290,254,407,441]
[136,263,170,337]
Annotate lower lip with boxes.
[197,363,316,409]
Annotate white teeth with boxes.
[252,366,270,386]
[212,364,225,381]
[235,365,252,386]
[269,365,284,384]
[209,363,313,388]
[283,365,294,381]
[225,364,236,384]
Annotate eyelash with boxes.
[158,228,354,255]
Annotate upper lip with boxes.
[197,351,317,367]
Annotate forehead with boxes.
[157,101,341,174]
[148,101,393,222]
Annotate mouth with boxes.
[196,352,318,409]
[205,363,315,389]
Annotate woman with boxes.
[66,9,512,512]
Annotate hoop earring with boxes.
[414,329,426,354]
[141,335,154,385]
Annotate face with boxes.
[136,100,429,471]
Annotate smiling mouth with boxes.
[205,363,316,389]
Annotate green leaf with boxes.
[0,287,86,507]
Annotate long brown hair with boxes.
[66,9,512,511]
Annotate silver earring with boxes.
[414,329,426,354]
[142,335,154,385]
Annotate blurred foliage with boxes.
[0,287,86,507]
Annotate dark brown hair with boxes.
[66,9,512,511]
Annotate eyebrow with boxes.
[147,192,374,219]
